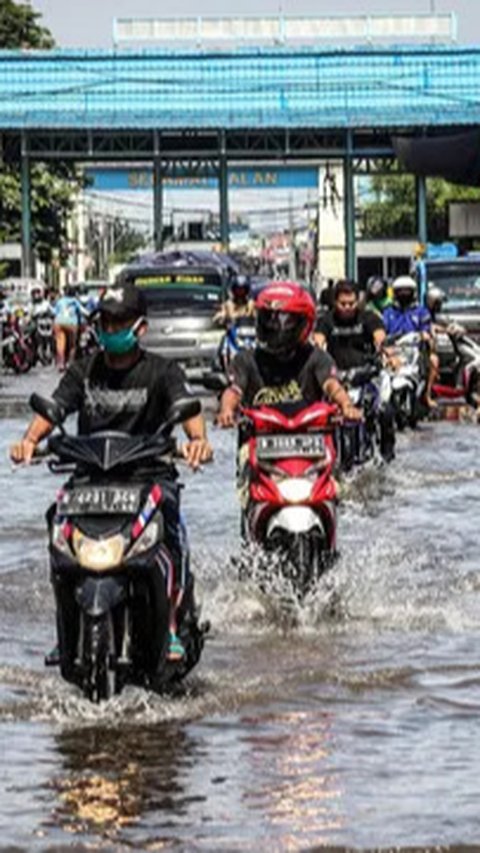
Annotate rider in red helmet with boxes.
[217,281,361,426]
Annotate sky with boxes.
[33,0,480,48]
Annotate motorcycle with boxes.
[76,319,99,359]
[29,392,208,703]
[432,325,480,407]
[389,332,428,430]
[216,315,256,374]
[237,400,340,596]
[33,311,54,366]
[339,360,395,469]
[1,311,36,374]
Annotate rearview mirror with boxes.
[29,393,65,428]
[164,397,202,431]
[201,372,228,393]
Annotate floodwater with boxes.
[1,368,480,851]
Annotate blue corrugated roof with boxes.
[0,45,479,130]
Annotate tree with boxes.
[87,215,148,278]
[0,2,83,269]
[360,173,480,243]
[0,1,54,49]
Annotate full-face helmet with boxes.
[255,281,316,356]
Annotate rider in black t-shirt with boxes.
[314,279,386,370]
[315,278,396,462]
[11,283,213,662]
[217,281,361,426]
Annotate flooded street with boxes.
[1,368,480,850]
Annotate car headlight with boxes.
[199,331,223,347]
[277,478,313,503]
[72,530,125,572]
[128,519,161,558]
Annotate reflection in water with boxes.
[2,413,480,848]
[50,723,201,843]
[242,707,344,850]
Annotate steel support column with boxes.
[153,156,163,251]
[416,174,428,246]
[344,130,356,280]
[219,131,229,250]
[21,133,32,277]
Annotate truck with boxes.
[414,243,480,383]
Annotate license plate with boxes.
[256,433,325,460]
[58,486,142,515]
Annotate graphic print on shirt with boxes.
[253,379,303,406]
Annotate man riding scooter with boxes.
[213,274,255,326]
[10,283,213,662]
[365,276,392,317]
[383,275,437,409]
[217,281,361,425]
[314,278,395,463]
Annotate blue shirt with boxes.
[383,304,431,337]
[54,296,82,327]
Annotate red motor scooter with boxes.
[433,325,480,408]
[238,400,340,595]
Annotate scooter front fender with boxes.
[75,575,127,618]
[267,506,325,537]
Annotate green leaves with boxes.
[360,175,480,242]
[0,2,83,265]
[0,0,54,49]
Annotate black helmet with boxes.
[231,275,251,302]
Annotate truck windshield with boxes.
[426,263,480,306]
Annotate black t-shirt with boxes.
[53,349,191,435]
[316,309,384,370]
[229,344,336,407]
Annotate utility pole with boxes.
[288,192,296,279]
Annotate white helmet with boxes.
[392,275,416,293]
[427,285,445,313]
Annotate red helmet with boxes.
[255,281,316,355]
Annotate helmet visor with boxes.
[256,309,306,354]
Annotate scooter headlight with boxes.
[128,519,161,558]
[277,477,313,504]
[72,530,125,572]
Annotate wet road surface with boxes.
[0,366,480,850]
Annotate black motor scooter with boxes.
[30,392,208,703]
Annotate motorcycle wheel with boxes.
[277,531,332,598]
[39,341,54,366]
[82,612,117,703]
[12,344,34,374]
[406,389,419,429]
[378,405,396,463]
[393,389,409,431]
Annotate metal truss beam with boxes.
[352,156,404,176]
[2,128,399,163]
